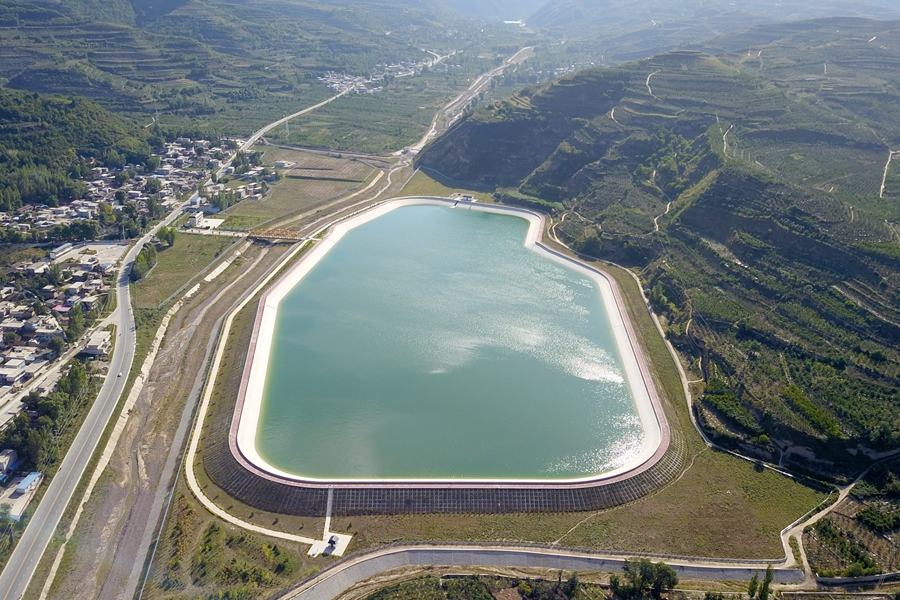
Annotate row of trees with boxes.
[129,243,158,282]
[608,559,774,600]
[0,360,93,470]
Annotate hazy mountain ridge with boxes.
[529,0,900,31]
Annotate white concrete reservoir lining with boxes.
[231,198,666,485]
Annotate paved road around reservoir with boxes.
[0,205,186,600]
[280,546,803,600]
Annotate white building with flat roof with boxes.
[189,211,205,227]
[84,330,111,356]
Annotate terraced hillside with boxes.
[419,19,900,480]
[0,0,527,136]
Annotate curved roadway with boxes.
[279,545,803,600]
[0,207,185,600]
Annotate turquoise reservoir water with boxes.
[256,204,645,480]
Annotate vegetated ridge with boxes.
[0,89,155,212]
[419,18,900,481]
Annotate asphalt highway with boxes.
[0,206,185,600]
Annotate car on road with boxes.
[117,372,122,377]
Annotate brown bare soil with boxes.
[46,241,294,600]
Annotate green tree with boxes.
[612,559,679,599]
[748,571,759,599]
[48,335,65,356]
[66,303,84,342]
[129,244,158,281]
[144,178,162,194]
[564,572,580,597]
[47,262,63,286]
[758,566,774,600]
[157,226,177,247]
[650,563,678,598]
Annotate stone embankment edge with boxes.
[232,198,667,486]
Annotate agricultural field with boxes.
[219,147,378,231]
[266,71,476,154]
[804,459,900,577]
[131,234,237,309]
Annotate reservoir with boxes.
[248,202,657,481]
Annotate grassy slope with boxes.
[220,151,376,230]
[399,169,495,202]
[131,235,237,309]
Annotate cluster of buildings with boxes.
[0,137,236,238]
[0,246,116,390]
[0,449,42,521]
[318,52,459,94]
[189,174,268,216]
[318,71,382,94]
[3,201,102,232]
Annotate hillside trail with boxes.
[879,149,900,198]
[646,70,661,98]
[654,201,672,232]
[779,451,900,588]
[723,124,735,158]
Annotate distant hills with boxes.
[529,0,900,31]
[0,0,543,26]
[419,18,900,478]
[5,0,900,135]
[0,0,489,133]
[524,0,900,65]
[437,0,546,19]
